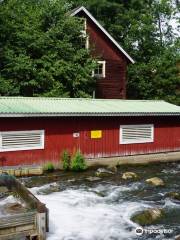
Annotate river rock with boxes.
[166,192,180,201]
[122,172,138,180]
[39,183,60,195]
[107,165,118,173]
[92,191,106,197]
[131,208,164,226]
[145,177,165,186]
[67,178,76,182]
[95,168,114,177]
[86,176,101,182]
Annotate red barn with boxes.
[0,97,180,168]
[70,6,134,99]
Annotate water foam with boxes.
[32,184,151,240]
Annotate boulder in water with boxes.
[39,183,60,195]
[131,208,164,226]
[122,172,138,180]
[95,168,114,177]
[166,192,180,201]
[92,191,106,197]
[107,165,118,173]
[67,178,76,182]
[145,177,165,186]
[86,176,101,181]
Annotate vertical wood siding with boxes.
[80,12,128,99]
[0,116,179,167]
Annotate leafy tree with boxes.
[0,0,96,97]
[128,43,180,103]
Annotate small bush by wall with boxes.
[70,150,87,172]
[62,150,71,171]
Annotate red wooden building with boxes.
[0,97,179,167]
[70,6,134,99]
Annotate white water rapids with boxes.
[31,183,152,240]
[1,163,180,239]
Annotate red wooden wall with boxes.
[0,116,180,167]
[79,12,128,99]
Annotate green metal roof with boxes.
[0,97,179,117]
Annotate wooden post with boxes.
[36,213,46,240]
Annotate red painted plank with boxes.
[79,12,128,99]
[0,116,179,166]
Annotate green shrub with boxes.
[70,150,87,171]
[62,150,71,171]
[43,162,55,172]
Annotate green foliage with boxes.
[0,0,96,97]
[128,42,180,104]
[43,162,55,172]
[62,150,71,171]
[70,150,87,171]
[1,0,179,104]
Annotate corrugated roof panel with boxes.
[0,97,179,117]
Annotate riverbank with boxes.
[20,162,180,240]
[1,162,180,239]
[1,151,180,177]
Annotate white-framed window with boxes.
[120,124,154,144]
[0,130,45,152]
[92,60,106,78]
[80,18,89,49]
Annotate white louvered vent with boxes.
[0,130,44,152]
[120,124,154,144]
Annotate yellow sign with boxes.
[91,130,102,139]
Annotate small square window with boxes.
[92,61,106,78]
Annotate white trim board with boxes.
[70,6,135,63]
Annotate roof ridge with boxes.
[70,6,135,63]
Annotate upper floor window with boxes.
[92,61,106,78]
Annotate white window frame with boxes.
[120,124,154,144]
[92,60,106,78]
[80,18,89,50]
[85,35,89,49]
[0,130,45,152]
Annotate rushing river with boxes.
[1,162,180,240]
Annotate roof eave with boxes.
[70,6,135,64]
[0,112,179,117]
